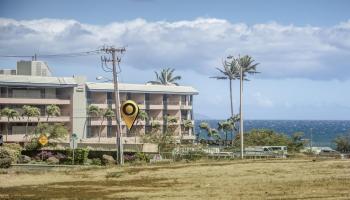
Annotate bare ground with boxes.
[1,159,350,200]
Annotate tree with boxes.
[165,115,178,135]
[1,108,19,142]
[217,120,233,146]
[98,108,115,142]
[87,105,101,138]
[211,57,240,146]
[236,55,259,158]
[288,132,306,153]
[46,104,60,122]
[148,68,181,85]
[87,105,100,118]
[232,129,289,148]
[137,110,149,123]
[22,105,41,138]
[208,128,220,143]
[26,123,69,150]
[210,57,239,118]
[334,134,350,153]
[198,122,210,142]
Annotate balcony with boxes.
[0,116,71,123]
[146,100,163,110]
[0,95,71,105]
[89,119,146,126]
[89,100,146,110]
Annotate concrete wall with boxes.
[72,76,87,140]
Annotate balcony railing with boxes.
[0,94,71,100]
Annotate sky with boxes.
[0,0,350,120]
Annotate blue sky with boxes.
[0,0,350,120]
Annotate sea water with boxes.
[194,120,350,147]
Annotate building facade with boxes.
[0,61,198,148]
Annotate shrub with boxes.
[24,140,40,151]
[174,150,206,161]
[66,148,90,165]
[3,143,22,163]
[135,152,150,162]
[334,134,350,153]
[0,148,12,168]
[91,158,102,166]
[0,158,11,168]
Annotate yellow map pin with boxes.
[121,100,139,130]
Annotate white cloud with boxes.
[1,17,350,80]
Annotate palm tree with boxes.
[208,128,220,143]
[1,108,19,142]
[87,105,101,138]
[198,122,210,142]
[211,57,239,147]
[217,120,233,146]
[148,68,181,85]
[22,105,41,138]
[236,55,259,159]
[46,104,60,122]
[210,57,239,117]
[165,115,178,135]
[134,110,148,135]
[87,105,100,117]
[98,108,115,142]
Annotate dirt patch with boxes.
[0,177,181,200]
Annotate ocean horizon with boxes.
[194,120,350,148]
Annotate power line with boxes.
[0,49,102,59]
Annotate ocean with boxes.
[194,120,350,147]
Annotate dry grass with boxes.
[1,159,350,199]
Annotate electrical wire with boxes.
[0,49,102,59]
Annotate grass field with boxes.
[1,159,350,199]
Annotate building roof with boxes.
[0,75,77,87]
[86,82,198,95]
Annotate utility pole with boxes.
[101,46,126,165]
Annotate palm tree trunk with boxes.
[239,67,244,159]
[98,118,104,143]
[229,79,235,147]
[26,117,29,136]
[6,118,9,142]
[229,79,233,117]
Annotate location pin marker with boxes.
[121,100,139,130]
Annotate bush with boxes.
[24,141,40,151]
[66,148,90,165]
[135,152,150,162]
[3,143,22,163]
[174,150,206,161]
[0,158,11,168]
[91,158,102,166]
[334,134,350,153]
[0,148,12,168]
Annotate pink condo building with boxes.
[0,61,198,151]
